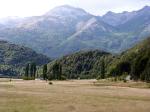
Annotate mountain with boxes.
[101,6,150,27]
[101,6,150,51]
[0,40,51,76]
[101,11,137,26]
[0,5,150,58]
[118,6,150,32]
[102,6,150,36]
[0,5,116,57]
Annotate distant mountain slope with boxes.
[0,5,150,58]
[117,6,150,42]
[102,6,150,37]
[0,40,51,76]
[101,11,137,26]
[0,5,116,57]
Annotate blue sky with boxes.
[0,0,149,18]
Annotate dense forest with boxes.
[0,40,51,76]
[45,37,150,82]
[1,36,150,82]
[109,37,150,81]
[46,50,112,79]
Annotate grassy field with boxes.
[0,79,150,112]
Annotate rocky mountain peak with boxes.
[45,5,89,17]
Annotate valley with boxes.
[0,2,150,112]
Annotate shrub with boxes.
[123,79,127,83]
[61,75,67,80]
[49,81,53,85]
[22,76,35,80]
[96,76,101,80]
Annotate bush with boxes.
[22,76,35,80]
[123,79,127,83]
[49,81,53,85]
[117,72,128,82]
[61,75,67,80]
[96,76,101,80]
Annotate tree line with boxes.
[24,63,37,80]
[24,62,63,80]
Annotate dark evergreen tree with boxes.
[43,64,48,80]
[52,63,62,80]
[131,56,148,80]
[32,63,36,78]
[30,63,34,77]
[100,57,105,79]
[59,64,62,80]
[25,64,29,77]
[116,61,131,76]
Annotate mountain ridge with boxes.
[0,5,149,58]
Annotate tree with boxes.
[32,63,36,78]
[52,63,62,80]
[25,64,29,77]
[59,64,62,80]
[131,56,148,80]
[100,57,105,79]
[30,63,33,77]
[43,64,48,80]
[116,61,131,76]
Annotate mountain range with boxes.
[0,5,150,58]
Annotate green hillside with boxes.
[0,40,51,76]
[46,37,150,81]
[46,50,113,79]
[109,37,150,81]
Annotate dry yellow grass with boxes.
[0,79,150,112]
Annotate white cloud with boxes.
[0,0,149,18]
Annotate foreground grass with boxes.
[95,79,150,89]
[0,79,150,112]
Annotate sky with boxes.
[0,0,150,18]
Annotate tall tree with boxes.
[43,64,48,80]
[100,57,105,79]
[59,64,62,80]
[32,63,36,78]
[30,63,34,77]
[52,63,62,80]
[25,64,29,77]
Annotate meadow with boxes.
[0,79,150,112]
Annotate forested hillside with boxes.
[46,50,113,79]
[46,37,150,81]
[109,37,150,81]
[0,40,51,76]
